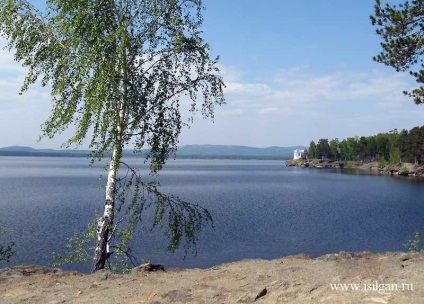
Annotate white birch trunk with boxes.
[91,93,126,272]
[91,147,120,273]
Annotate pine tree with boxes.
[371,0,424,104]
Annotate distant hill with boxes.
[0,145,305,160]
[0,146,38,152]
[0,146,89,157]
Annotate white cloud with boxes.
[180,65,424,147]
[217,64,241,83]
[225,82,271,95]
[258,107,278,114]
[215,65,416,116]
[0,74,57,148]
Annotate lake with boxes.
[1,157,424,273]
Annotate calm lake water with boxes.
[1,157,424,273]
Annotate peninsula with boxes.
[285,159,424,177]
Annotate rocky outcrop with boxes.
[285,159,351,169]
[286,159,424,177]
[1,252,424,303]
[361,162,424,177]
[0,265,81,279]
[131,263,165,273]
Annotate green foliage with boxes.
[371,0,424,104]
[115,162,213,256]
[52,220,97,266]
[329,138,340,160]
[0,228,14,263]
[389,147,401,165]
[308,125,424,165]
[51,214,143,273]
[377,155,387,169]
[316,139,330,159]
[308,140,317,159]
[400,165,410,175]
[404,231,424,252]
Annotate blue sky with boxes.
[1,0,423,149]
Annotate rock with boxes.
[131,263,165,274]
[164,289,193,302]
[366,297,389,304]
[91,269,112,281]
[237,287,267,303]
[133,290,157,303]
[254,288,268,300]
[44,280,62,288]
[0,265,78,281]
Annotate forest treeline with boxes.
[308,126,424,165]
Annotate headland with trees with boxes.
[286,125,424,177]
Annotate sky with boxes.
[1,0,423,149]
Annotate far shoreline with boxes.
[285,158,424,178]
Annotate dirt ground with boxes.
[0,251,423,303]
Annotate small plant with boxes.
[377,156,386,169]
[51,220,97,267]
[399,166,410,176]
[51,212,146,273]
[403,231,424,252]
[389,148,401,165]
[0,228,15,263]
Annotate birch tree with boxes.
[0,0,224,272]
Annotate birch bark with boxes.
[91,147,120,272]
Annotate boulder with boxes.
[131,263,165,274]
